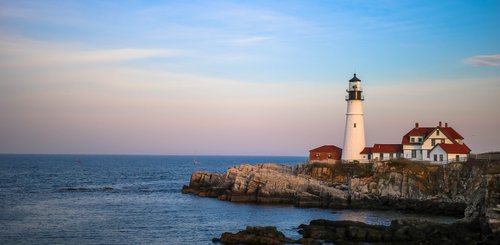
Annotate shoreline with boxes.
[183,159,500,243]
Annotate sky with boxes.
[0,0,499,156]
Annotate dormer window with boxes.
[410,138,415,143]
[418,138,422,143]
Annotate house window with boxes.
[368,154,371,160]
[418,138,422,143]
[315,153,320,159]
[390,153,394,159]
[354,123,356,128]
[328,154,332,159]
[436,130,440,136]
[431,139,436,146]
[426,150,430,158]
[456,155,460,162]
[434,154,437,161]
[439,154,443,162]
[411,138,415,143]
[411,150,416,158]
[441,139,445,144]
[380,153,383,160]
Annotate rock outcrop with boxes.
[345,161,479,216]
[212,226,297,245]
[196,160,500,244]
[183,160,498,217]
[463,170,500,242]
[182,164,348,208]
[298,218,484,244]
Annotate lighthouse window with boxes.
[354,123,356,128]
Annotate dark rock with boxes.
[215,226,297,245]
[298,218,485,244]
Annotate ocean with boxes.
[0,155,458,244]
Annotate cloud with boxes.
[464,54,500,67]
[0,36,186,67]
[228,36,273,46]
[68,48,184,63]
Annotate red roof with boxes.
[440,127,464,140]
[435,143,471,154]
[371,144,403,153]
[309,145,342,153]
[402,125,464,145]
[360,147,373,154]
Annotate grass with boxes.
[307,161,373,179]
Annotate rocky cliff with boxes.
[184,160,500,244]
[183,160,497,217]
[182,164,348,208]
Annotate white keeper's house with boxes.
[360,121,471,164]
[401,121,471,163]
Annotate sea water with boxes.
[0,155,458,244]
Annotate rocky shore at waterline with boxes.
[182,160,494,216]
[213,218,497,244]
[182,163,348,208]
[183,160,500,244]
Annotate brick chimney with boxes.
[445,122,448,128]
[415,122,419,128]
[439,121,442,127]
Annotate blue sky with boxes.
[1,0,499,155]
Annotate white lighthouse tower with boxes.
[341,73,366,161]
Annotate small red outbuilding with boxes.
[309,145,342,162]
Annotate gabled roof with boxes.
[309,145,342,153]
[359,144,403,154]
[433,143,471,154]
[408,127,434,137]
[439,127,464,140]
[371,144,403,153]
[360,147,373,154]
[402,125,464,145]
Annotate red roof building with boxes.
[435,143,471,154]
[429,143,471,163]
[360,144,403,161]
[402,122,469,162]
[401,122,463,145]
[309,145,342,163]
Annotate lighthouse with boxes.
[341,73,366,161]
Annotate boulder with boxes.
[214,226,297,245]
